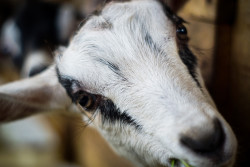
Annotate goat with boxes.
[0,0,237,167]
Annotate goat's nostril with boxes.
[180,118,225,155]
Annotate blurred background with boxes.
[0,0,249,167]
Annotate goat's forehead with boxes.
[75,0,173,39]
[59,0,175,60]
[56,0,180,91]
[101,0,166,20]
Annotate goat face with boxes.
[0,0,237,167]
[55,0,237,167]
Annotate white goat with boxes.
[0,0,237,167]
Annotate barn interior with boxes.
[0,0,249,167]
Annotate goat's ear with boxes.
[0,65,71,122]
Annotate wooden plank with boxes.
[210,0,237,113]
[229,0,250,166]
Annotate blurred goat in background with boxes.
[0,0,78,77]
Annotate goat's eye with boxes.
[77,91,99,111]
[176,24,188,40]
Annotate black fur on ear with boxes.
[159,0,189,12]
[104,0,130,4]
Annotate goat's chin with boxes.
[162,154,236,167]
[120,150,236,167]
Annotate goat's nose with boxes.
[180,118,225,156]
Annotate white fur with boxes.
[0,19,22,57]
[0,116,58,149]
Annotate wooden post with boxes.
[229,0,250,166]
[212,0,250,166]
[210,0,237,117]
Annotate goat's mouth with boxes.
[167,159,192,167]
[164,156,235,167]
